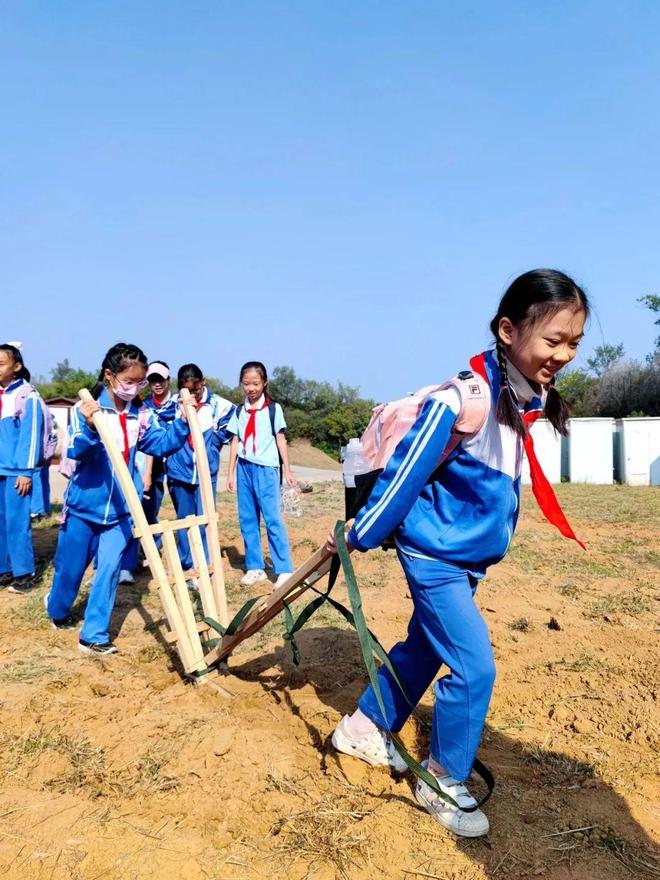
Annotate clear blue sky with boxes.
[2,2,658,399]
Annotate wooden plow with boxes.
[80,387,338,680]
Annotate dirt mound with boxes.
[288,438,342,471]
[0,483,658,879]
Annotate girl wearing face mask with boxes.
[45,343,190,655]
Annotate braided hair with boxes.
[490,269,589,438]
[91,343,148,403]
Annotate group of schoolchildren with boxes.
[0,343,297,653]
[1,268,591,839]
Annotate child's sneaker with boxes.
[182,570,199,591]
[0,572,14,589]
[273,572,293,590]
[331,715,408,773]
[415,760,489,838]
[240,569,268,587]
[6,574,36,594]
[78,639,118,656]
[43,591,76,630]
[119,569,135,585]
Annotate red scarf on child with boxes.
[243,396,271,455]
[469,353,585,550]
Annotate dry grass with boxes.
[270,790,375,879]
[523,745,595,786]
[588,591,652,618]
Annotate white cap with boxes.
[5,340,23,350]
[147,362,170,380]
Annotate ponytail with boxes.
[544,377,571,436]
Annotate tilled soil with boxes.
[0,483,658,879]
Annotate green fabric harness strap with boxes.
[203,595,263,643]
[332,520,494,812]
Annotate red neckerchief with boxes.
[470,352,585,550]
[243,396,270,455]
[152,393,168,407]
[118,412,130,465]
[0,388,4,417]
[187,400,205,449]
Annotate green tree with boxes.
[638,294,660,353]
[586,343,624,377]
[555,368,599,416]
[35,360,98,400]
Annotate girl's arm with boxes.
[227,436,238,492]
[143,455,154,494]
[349,394,459,552]
[211,401,236,448]
[138,409,189,457]
[275,432,296,487]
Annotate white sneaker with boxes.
[415,760,489,837]
[240,569,268,587]
[331,715,408,774]
[119,570,135,585]
[273,572,293,589]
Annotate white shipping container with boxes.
[568,418,614,484]
[521,419,562,484]
[615,418,660,486]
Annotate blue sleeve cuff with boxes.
[347,528,368,552]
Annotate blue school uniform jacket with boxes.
[65,388,189,525]
[165,388,235,484]
[348,349,545,578]
[143,391,179,482]
[144,392,178,424]
[0,379,46,478]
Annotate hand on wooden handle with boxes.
[80,398,101,430]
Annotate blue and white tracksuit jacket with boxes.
[350,349,545,782]
[47,388,189,644]
[142,392,178,543]
[0,379,45,577]
[165,388,235,571]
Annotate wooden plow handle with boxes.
[77,389,207,675]
[179,388,229,628]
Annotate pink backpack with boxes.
[359,371,491,472]
[14,383,58,464]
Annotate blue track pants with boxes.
[30,467,51,517]
[168,476,217,571]
[47,512,133,644]
[0,475,35,577]
[236,459,292,574]
[142,478,165,550]
[358,552,495,782]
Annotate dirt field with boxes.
[0,483,658,880]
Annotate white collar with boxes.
[244,394,266,410]
[506,358,546,406]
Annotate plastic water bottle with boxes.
[342,438,371,488]
[343,438,371,519]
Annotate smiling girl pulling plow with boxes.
[327,269,589,837]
